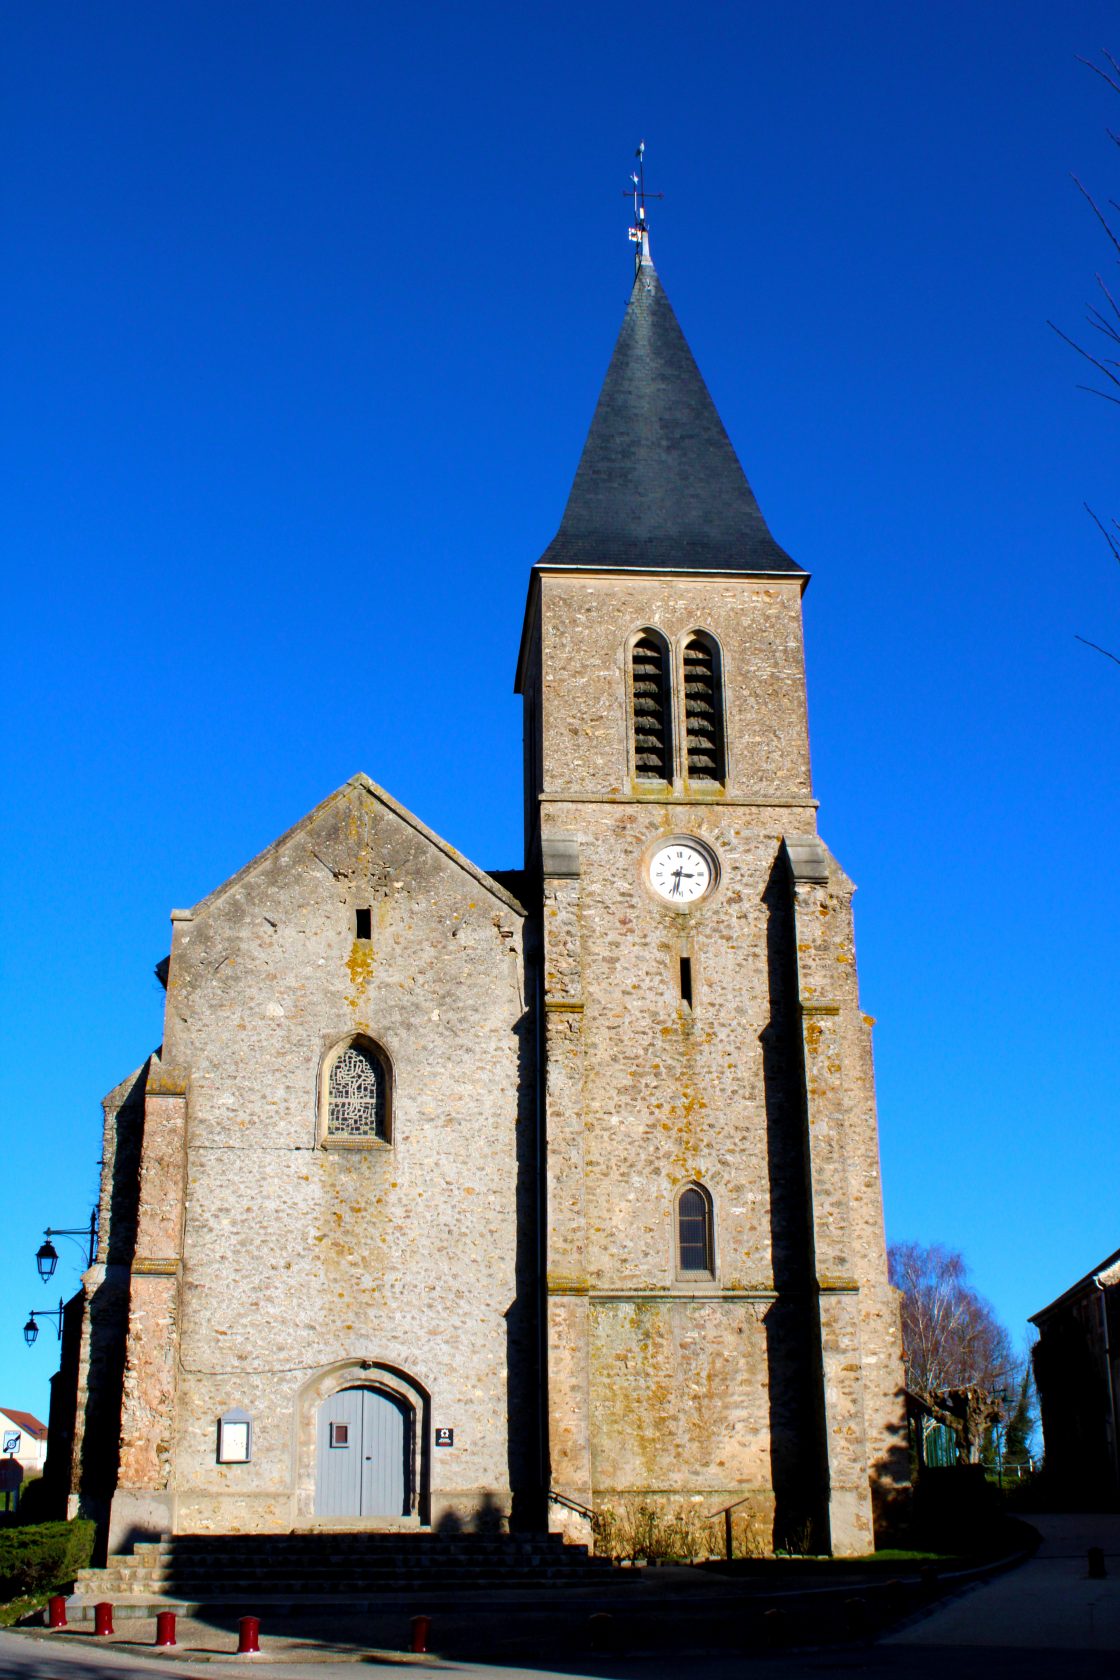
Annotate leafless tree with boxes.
[1049,50,1120,666]
[889,1241,1018,1464]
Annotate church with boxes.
[51,218,907,1561]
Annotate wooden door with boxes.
[315,1386,410,1518]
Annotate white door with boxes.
[315,1386,410,1518]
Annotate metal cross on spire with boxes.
[624,140,663,269]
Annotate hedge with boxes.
[0,1520,95,1601]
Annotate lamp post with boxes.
[35,1209,98,1281]
[23,1300,64,1346]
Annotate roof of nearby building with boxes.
[536,245,803,577]
[0,1409,47,1439]
[1030,1245,1120,1325]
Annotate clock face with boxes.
[648,840,716,905]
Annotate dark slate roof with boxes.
[538,252,802,575]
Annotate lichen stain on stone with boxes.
[345,938,374,1005]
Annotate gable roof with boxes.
[183,774,525,922]
[0,1409,47,1439]
[537,249,803,577]
[1031,1244,1120,1324]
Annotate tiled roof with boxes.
[538,252,802,576]
[0,1408,47,1439]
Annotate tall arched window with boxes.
[323,1040,390,1143]
[682,633,725,785]
[631,631,673,782]
[677,1184,714,1277]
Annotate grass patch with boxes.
[859,1548,954,1562]
[0,1592,50,1628]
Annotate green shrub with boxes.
[11,1476,56,1527]
[0,1520,95,1601]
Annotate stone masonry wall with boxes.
[527,569,903,1553]
[108,777,534,1542]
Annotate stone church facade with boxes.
[52,233,906,1559]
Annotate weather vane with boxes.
[624,140,663,265]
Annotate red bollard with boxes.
[238,1615,261,1655]
[410,1614,431,1654]
[94,1601,114,1637]
[47,1595,67,1630]
[155,1610,177,1647]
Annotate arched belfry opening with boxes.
[681,632,725,785]
[630,629,673,782]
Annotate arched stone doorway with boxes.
[314,1385,412,1519]
[295,1360,430,1527]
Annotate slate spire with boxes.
[539,241,801,575]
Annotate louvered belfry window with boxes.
[678,1186,713,1275]
[327,1043,387,1141]
[683,634,725,784]
[631,632,672,781]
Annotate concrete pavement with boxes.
[884,1510,1120,1654]
[1,1512,1117,1680]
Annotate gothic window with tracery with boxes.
[325,1042,388,1142]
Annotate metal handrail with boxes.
[703,1494,755,1562]
[702,1493,754,1521]
[547,1488,596,1520]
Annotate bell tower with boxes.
[516,209,906,1555]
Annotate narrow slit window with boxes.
[631,632,672,781]
[355,907,372,941]
[679,956,693,1008]
[682,635,726,784]
[678,1186,713,1276]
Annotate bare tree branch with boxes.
[1049,320,1120,391]
[1085,503,1120,564]
[1057,58,1120,668]
[1075,634,1120,665]
[1078,52,1120,97]
[1072,175,1120,260]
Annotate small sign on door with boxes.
[434,1427,454,1447]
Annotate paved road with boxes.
[884,1511,1120,1656]
[1,1513,1116,1680]
[1,1639,1117,1680]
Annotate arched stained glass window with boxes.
[326,1042,388,1141]
[682,634,725,785]
[631,631,673,782]
[677,1185,714,1276]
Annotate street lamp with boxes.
[23,1299,64,1346]
[34,1210,98,1281]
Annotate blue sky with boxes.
[2,1,1117,1425]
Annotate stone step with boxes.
[78,1566,608,1591]
[73,1529,611,1608]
